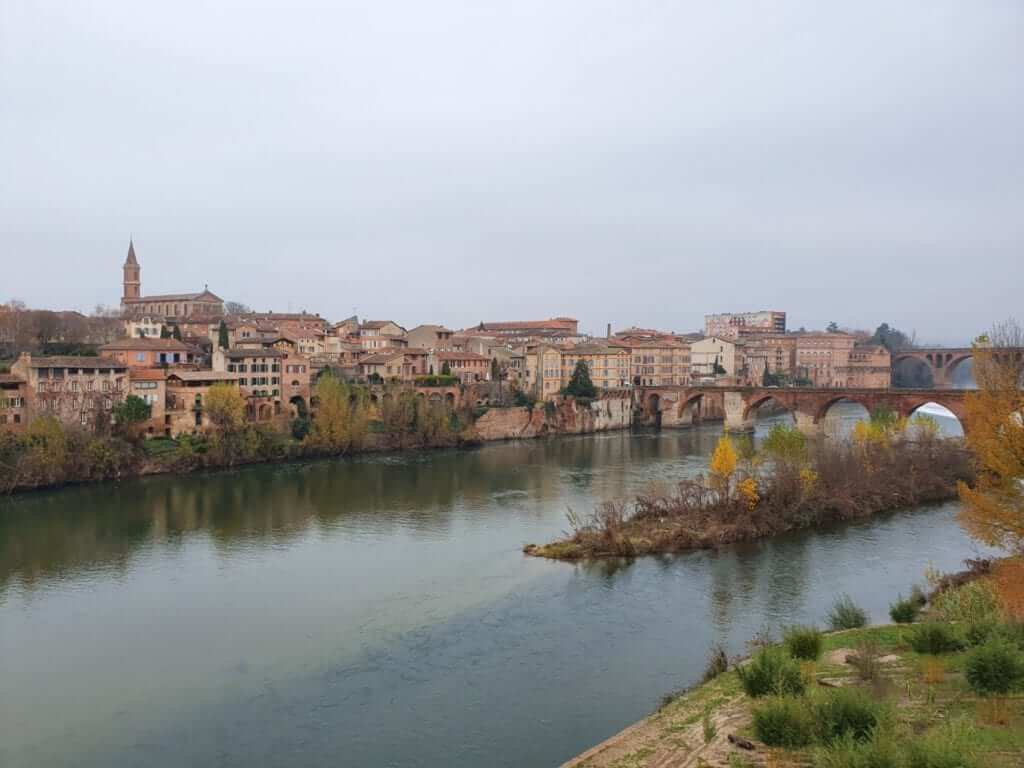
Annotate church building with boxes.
[120,240,224,319]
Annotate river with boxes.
[0,405,983,767]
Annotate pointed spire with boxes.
[125,238,138,266]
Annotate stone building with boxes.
[212,348,286,421]
[119,240,224,319]
[10,354,128,430]
[742,334,798,384]
[525,343,630,398]
[431,351,491,384]
[164,370,244,435]
[795,332,855,387]
[610,333,691,386]
[690,337,744,382]
[0,374,28,430]
[836,345,892,389]
[705,311,786,340]
[99,337,201,369]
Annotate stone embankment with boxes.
[473,392,634,441]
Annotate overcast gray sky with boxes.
[2,1,1021,343]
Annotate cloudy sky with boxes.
[2,1,1021,343]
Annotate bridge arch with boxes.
[903,400,965,437]
[742,394,796,424]
[646,393,662,428]
[815,395,873,424]
[676,391,706,425]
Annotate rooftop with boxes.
[25,356,127,370]
[123,289,223,303]
[100,338,197,352]
[223,348,285,359]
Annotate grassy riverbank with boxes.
[564,566,1024,768]
[526,418,973,560]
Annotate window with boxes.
[81,413,88,425]
[136,352,145,362]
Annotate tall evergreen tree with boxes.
[171,324,182,341]
[218,319,229,349]
[565,360,597,398]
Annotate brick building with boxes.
[10,354,128,430]
[119,240,224,318]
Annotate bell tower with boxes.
[122,238,141,302]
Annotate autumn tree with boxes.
[709,435,738,496]
[203,383,246,433]
[958,319,1024,554]
[307,374,369,453]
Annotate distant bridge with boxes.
[639,385,970,435]
[893,347,1023,388]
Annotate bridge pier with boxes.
[793,410,823,437]
[723,391,754,433]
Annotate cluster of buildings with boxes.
[0,243,892,436]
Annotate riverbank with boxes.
[561,569,1024,768]
[526,421,973,560]
[0,391,636,494]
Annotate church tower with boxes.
[122,239,141,302]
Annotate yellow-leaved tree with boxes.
[203,383,247,433]
[709,435,738,496]
[957,319,1024,555]
[307,373,369,454]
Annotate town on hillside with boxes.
[0,242,940,437]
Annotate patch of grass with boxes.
[902,718,979,768]
[828,595,868,631]
[752,696,816,747]
[813,729,903,768]
[784,625,824,661]
[931,580,1002,626]
[701,708,717,744]
[736,647,806,698]
[907,623,965,655]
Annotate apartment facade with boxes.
[704,311,786,340]
[10,354,128,430]
[836,345,892,389]
[690,337,743,382]
[526,343,630,398]
[795,332,855,387]
[610,335,690,386]
[99,338,201,369]
[0,374,28,430]
[431,351,490,383]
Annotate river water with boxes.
[0,406,983,768]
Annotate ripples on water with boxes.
[0,408,985,768]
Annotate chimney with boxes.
[606,323,611,339]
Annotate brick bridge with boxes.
[639,386,969,435]
[892,347,1023,387]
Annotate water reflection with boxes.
[0,420,986,768]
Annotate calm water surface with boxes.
[0,408,983,767]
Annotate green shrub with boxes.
[902,718,978,768]
[752,696,816,747]
[907,623,965,655]
[930,580,1001,626]
[784,625,824,661]
[828,595,868,631]
[813,730,902,768]
[964,638,1024,696]
[997,621,1024,651]
[737,647,806,698]
[964,618,999,647]
[812,687,885,744]
[889,594,921,624]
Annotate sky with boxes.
[2,1,1021,344]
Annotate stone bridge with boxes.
[893,347,1023,388]
[639,386,969,435]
